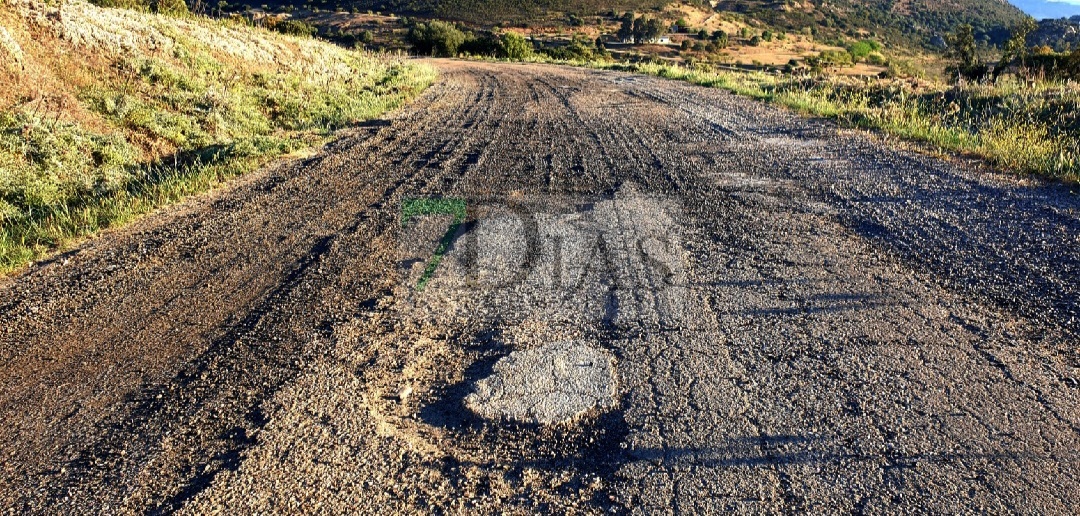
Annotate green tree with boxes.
[632,16,665,44]
[712,30,728,48]
[947,24,978,70]
[408,21,466,57]
[617,12,635,42]
[498,32,533,60]
[993,17,1038,81]
[847,40,879,61]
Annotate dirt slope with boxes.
[1,60,1078,513]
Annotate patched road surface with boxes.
[2,61,1079,513]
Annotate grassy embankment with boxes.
[0,0,435,274]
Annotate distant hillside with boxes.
[259,0,1029,47]
[1029,15,1080,49]
[265,0,669,25]
[713,0,1028,47]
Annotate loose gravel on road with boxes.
[1,60,1078,514]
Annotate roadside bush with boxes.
[847,39,882,62]
[459,33,499,56]
[807,49,853,70]
[882,57,925,79]
[498,32,534,60]
[408,21,466,57]
[267,18,317,38]
[711,30,728,48]
[541,37,604,61]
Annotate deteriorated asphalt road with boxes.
[2,60,1079,514]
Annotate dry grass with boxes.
[0,0,435,273]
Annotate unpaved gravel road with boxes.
[2,60,1079,514]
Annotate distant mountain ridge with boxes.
[714,0,1028,47]
[253,0,1031,49]
[299,0,669,24]
[1029,15,1080,49]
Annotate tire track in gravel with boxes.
[1,66,498,512]
[1,60,1079,514]
[617,78,1062,509]
[618,71,1080,432]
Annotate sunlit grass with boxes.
[0,4,436,274]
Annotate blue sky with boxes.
[1011,0,1080,19]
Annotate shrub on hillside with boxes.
[1026,50,1080,81]
[806,49,853,71]
[541,36,605,61]
[459,33,500,56]
[847,39,881,61]
[880,57,925,78]
[498,32,534,60]
[711,30,729,48]
[90,0,188,15]
[408,21,466,57]
[267,18,317,37]
[152,0,188,15]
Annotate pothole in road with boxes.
[465,341,617,425]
